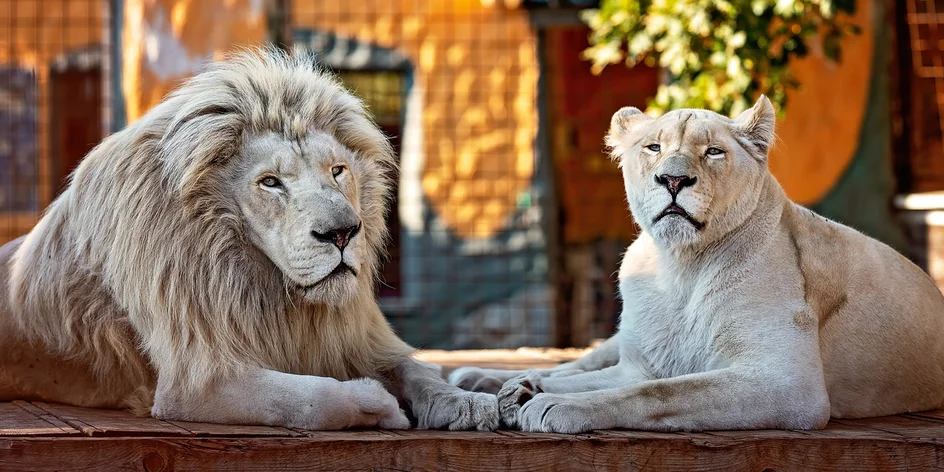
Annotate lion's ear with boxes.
[159,103,242,198]
[606,107,652,160]
[734,95,776,157]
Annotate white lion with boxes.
[0,47,498,431]
[451,96,944,433]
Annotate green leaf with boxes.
[580,0,863,117]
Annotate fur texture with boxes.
[0,47,498,431]
[454,96,944,432]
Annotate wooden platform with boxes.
[3,349,944,471]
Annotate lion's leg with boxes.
[514,367,831,433]
[152,367,410,430]
[385,358,500,431]
[497,364,648,428]
[448,335,621,394]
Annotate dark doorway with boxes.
[49,65,102,197]
[334,70,406,299]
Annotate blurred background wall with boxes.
[0,0,941,349]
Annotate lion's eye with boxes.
[260,176,282,188]
[645,144,661,152]
[331,165,345,177]
[706,147,724,158]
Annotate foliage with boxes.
[580,0,861,117]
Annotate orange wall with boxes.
[769,0,875,205]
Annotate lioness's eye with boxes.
[260,176,282,188]
[706,147,724,157]
[331,165,345,177]
[645,144,661,152]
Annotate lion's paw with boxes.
[342,378,411,430]
[447,367,505,394]
[497,371,544,428]
[518,393,601,434]
[417,391,500,431]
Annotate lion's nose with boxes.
[655,174,697,197]
[311,223,361,250]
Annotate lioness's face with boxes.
[231,131,367,304]
[607,97,776,247]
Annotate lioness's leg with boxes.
[385,358,500,430]
[152,368,410,430]
[448,335,620,393]
[497,364,649,427]
[515,367,831,433]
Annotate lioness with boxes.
[0,48,498,431]
[452,96,944,433]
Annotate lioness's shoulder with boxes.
[782,203,866,247]
[780,201,909,280]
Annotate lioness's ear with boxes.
[606,107,652,159]
[734,95,776,157]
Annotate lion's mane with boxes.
[8,47,411,413]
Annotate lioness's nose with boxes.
[655,174,697,197]
[311,223,361,250]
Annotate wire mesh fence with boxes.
[0,0,649,350]
[902,0,944,193]
[0,0,107,244]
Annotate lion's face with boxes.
[607,96,776,248]
[230,131,368,304]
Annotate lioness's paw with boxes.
[447,367,505,394]
[417,391,500,431]
[518,393,600,434]
[342,378,410,430]
[497,371,543,428]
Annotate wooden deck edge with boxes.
[2,434,944,471]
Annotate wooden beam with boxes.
[2,431,944,471]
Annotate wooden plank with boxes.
[389,429,511,441]
[910,409,944,422]
[31,402,192,437]
[415,347,592,377]
[832,415,944,442]
[588,429,698,441]
[706,428,813,440]
[297,428,402,439]
[803,420,905,440]
[0,402,80,437]
[496,429,597,441]
[2,433,944,472]
[12,402,78,434]
[170,420,300,438]
[597,429,750,451]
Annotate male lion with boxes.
[451,96,944,433]
[0,48,498,431]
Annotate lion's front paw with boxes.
[518,393,601,434]
[447,367,505,394]
[341,378,411,430]
[497,371,544,428]
[417,391,500,431]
